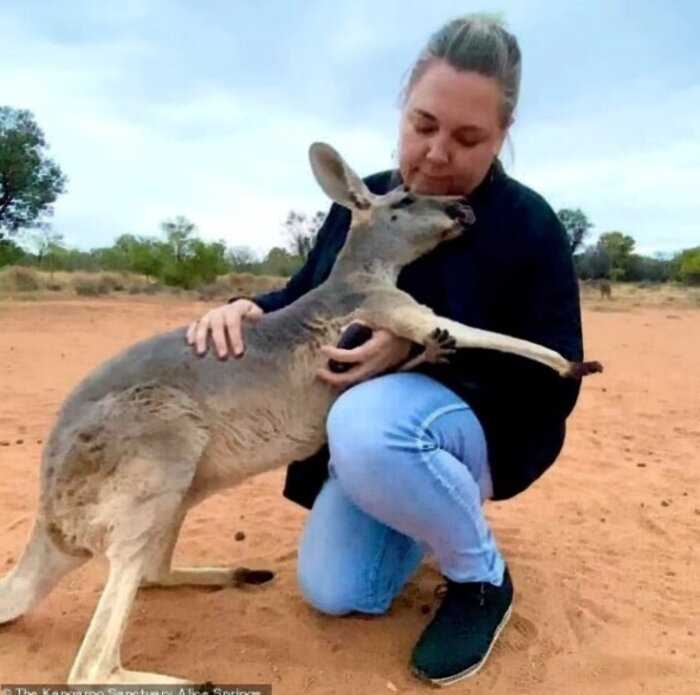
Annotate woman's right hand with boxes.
[186,299,263,359]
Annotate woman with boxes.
[187,16,583,687]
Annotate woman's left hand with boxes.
[317,327,413,390]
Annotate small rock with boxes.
[637,463,647,468]
[694,509,700,516]
[661,500,670,507]
[600,518,606,523]
[386,681,398,692]
[36,439,43,445]
[5,557,14,565]
[0,441,9,447]
[15,439,24,445]
[234,531,246,541]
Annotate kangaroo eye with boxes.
[390,195,415,210]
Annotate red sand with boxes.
[0,298,698,693]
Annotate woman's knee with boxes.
[296,555,356,616]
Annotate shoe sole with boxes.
[411,603,513,687]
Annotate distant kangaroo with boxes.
[598,279,612,299]
[0,143,603,684]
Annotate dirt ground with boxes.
[0,296,698,693]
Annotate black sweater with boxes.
[249,162,584,509]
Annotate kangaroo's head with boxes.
[309,142,475,270]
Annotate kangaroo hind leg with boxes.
[68,392,210,684]
[140,508,274,589]
[67,537,190,684]
[67,467,199,685]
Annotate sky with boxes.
[2,0,698,257]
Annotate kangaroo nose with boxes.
[445,203,475,226]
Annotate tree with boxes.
[0,107,67,238]
[0,237,25,266]
[283,210,326,260]
[227,245,258,272]
[162,239,229,288]
[675,246,700,286]
[111,234,167,279]
[160,215,196,263]
[557,208,593,254]
[598,231,635,280]
[130,241,167,280]
[21,227,64,267]
[260,246,304,276]
[574,243,610,280]
[155,216,233,288]
[625,254,673,283]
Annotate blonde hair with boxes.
[402,14,522,128]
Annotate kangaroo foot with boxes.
[72,668,192,685]
[141,566,274,588]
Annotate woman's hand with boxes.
[186,299,263,359]
[317,326,412,390]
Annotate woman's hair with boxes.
[402,14,521,128]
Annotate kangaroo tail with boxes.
[0,519,87,624]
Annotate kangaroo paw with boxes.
[424,327,457,363]
[565,360,604,379]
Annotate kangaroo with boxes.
[0,143,603,684]
[598,279,612,299]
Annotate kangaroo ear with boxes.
[309,142,374,211]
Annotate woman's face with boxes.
[399,60,509,196]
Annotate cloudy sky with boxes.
[2,0,698,256]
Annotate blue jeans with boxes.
[297,372,505,616]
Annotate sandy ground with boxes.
[0,296,698,693]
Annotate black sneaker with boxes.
[410,566,513,686]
